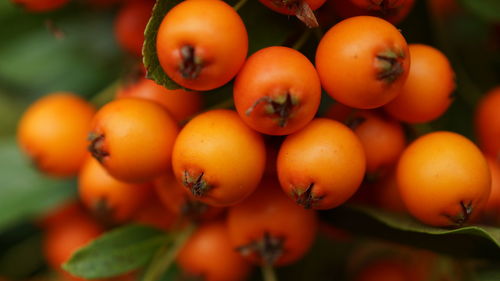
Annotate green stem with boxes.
[90,78,122,108]
[233,0,249,11]
[261,263,278,281]
[291,29,311,51]
[141,224,196,281]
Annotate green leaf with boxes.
[459,0,500,22]
[323,205,500,260]
[0,138,75,231]
[143,0,183,90]
[63,224,169,279]
[143,0,297,90]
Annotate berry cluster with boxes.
[13,0,500,280]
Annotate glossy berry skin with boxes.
[88,98,179,182]
[227,179,317,266]
[384,44,455,123]
[316,16,410,109]
[475,86,500,159]
[156,0,248,91]
[172,110,266,206]
[12,0,68,12]
[177,221,252,281]
[278,118,366,209]
[17,93,95,178]
[116,78,202,123]
[114,0,154,56]
[234,46,321,136]
[397,131,491,227]
[78,157,153,224]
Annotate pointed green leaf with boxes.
[63,225,169,279]
[323,205,500,259]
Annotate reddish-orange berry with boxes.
[114,0,154,56]
[227,178,318,266]
[133,197,178,231]
[17,93,95,178]
[154,172,223,221]
[78,157,153,224]
[316,16,410,109]
[259,0,326,27]
[384,44,455,123]
[12,0,68,12]
[350,0,404,11]
[234,46,321,136]
[88,98,178,182]
[44,213,103,275]
[177,221,252,281]
[326,0,415,25]
[116,78,202,123]
[278,118,366,209]
[475,86,500,159]
[397,131,491,226]
[156,0,248,91]
[172,110,266,206]
[327,105,406,174]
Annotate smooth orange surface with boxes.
[385,44,455,123]
[259,0,326,15]
[475,86,500,159]
[234,46,321,135]
[78,157,153,223]
[482,157,500,224]
[352,111,406,173]
[172,110,266,206]
[177,221,251,281]
[278,118,366,209]
[327,105,406,173]
[156,0,248,91]
[227,179,317,266]
[397,131,491,226]
[114,0,154,56]
[116,78,202,122]
[89,98,179,182]
[17,93,95,178]
[316,16,410,108]
[13,0,68,12]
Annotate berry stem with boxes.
[141,223,196,281]
[291,29,311,51]
[233,0,249,11]
[261,263,279,281]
